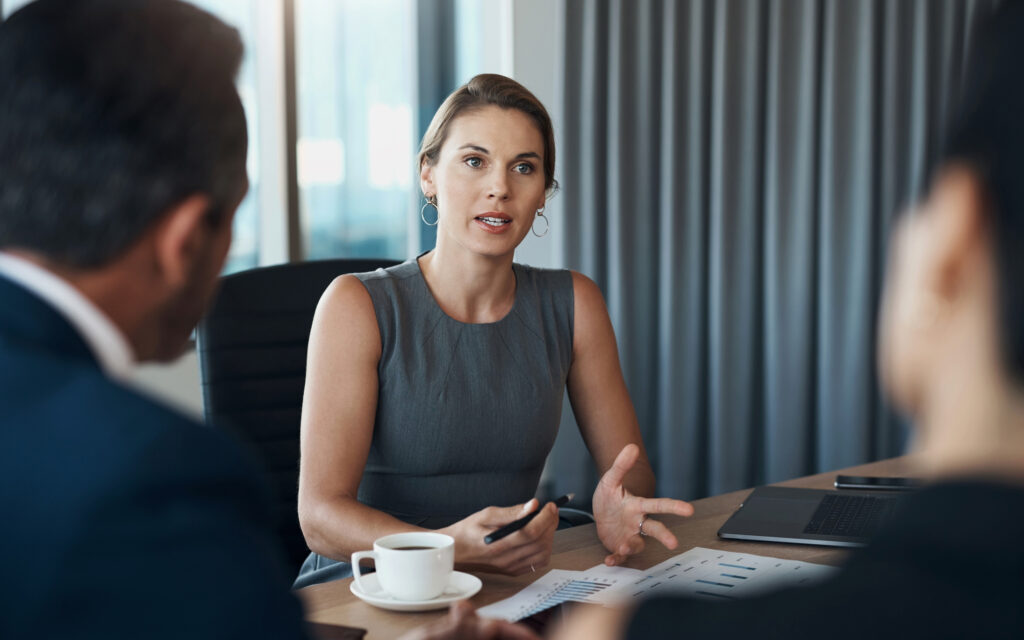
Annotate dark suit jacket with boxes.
[0,275,308,638]
[628,481,1024,639]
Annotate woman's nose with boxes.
[488,171,510,200]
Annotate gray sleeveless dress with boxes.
[293,257,574,588]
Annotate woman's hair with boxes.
[942,2,1024,382]
[418,74,558,195]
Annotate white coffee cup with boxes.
[351,532,455,601]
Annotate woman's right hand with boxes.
[440,499,559,576]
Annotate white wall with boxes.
[132,350,205,418]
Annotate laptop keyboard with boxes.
[803,494,899,538]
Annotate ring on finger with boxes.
[638,514,648,536]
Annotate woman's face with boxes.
[421,105,547,259]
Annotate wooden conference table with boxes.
[299,456,915,638]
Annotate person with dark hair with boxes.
[295,73,693,588]
[0,0,310,637]
[552,3,1024,639]
[0,2,533,639]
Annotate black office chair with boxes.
[195,258,400,574]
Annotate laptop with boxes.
[717,486,905,548]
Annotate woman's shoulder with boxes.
[330,259,422,307]
[567,271,609,317]
[316,272,375,321]
[351,258,419,285]
[322,258,427,326]
[567,270,602,299]
[512,264,603,301]
[513,262,573,290]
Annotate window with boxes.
[293,0,508,262]
[187,0,261,274]
[295,0,416,260]
[3,0,509,270]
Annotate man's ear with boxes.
[925,166,989,300]
[151,194,212,290]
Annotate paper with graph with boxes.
[476,568,639,621]
[478,547,837,621]
[610,546,838,603]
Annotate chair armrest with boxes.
[558,506,596,529]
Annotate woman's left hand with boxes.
[592,443,695,566]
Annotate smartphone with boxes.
[834,475,922,491]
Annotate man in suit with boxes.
[0,0,312,637]
[0,2,538,638]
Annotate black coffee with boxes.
[393,546,433,551]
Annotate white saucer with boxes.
[349,571,482,612]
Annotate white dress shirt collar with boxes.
[0,252,136,381]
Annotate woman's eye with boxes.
[465,157,483,168]
[513,163,534,174]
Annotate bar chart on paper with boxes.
[477,570,624,621]
[620,547,838,602]
[519,577,611,618]
[478,548,838,621]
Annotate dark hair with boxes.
[941,2,1024,382]
[418,73,558,195]
[0,0,247,268]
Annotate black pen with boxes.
[484,493,575,544]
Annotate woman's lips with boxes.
[474,214,512,233]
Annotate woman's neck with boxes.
[417,247,517,324]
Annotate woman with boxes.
[295,74,692,588]
[554,4,1024,638]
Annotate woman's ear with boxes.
[420,162,436,199]
[151,194,212,290]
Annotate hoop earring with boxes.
[532,207,549,237]
[420,195,439,226]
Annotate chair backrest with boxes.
[195,258,400,573]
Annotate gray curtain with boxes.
[547,0,1000,503]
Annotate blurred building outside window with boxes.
[188,0,262,274]
[295,0,415,261]
[295,0,505,263]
